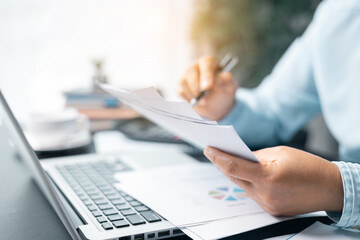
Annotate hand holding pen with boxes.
[178,54,239,121]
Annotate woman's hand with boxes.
[177,56,238,121]
[204,146,344,216]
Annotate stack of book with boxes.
[64,89,120,110]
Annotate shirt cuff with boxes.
[327,161,360,232]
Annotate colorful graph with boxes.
[209,186,247,201]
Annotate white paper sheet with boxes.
[99,83,258,162]
[290,221,360,240]
[132,87,163,99]
[100,84,212,123]
[115,163,266,227]
[115,162,328,240]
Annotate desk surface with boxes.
[0,128,71,240]
[0,127,331,240]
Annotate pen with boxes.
[190,53,239,107]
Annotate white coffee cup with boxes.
[27,108,91,151]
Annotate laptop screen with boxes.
[0,90,81,240]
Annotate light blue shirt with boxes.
[220,0,360,231]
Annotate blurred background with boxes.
[0,0,337,157]
[0,0,321,116]
[0,0,193,118]
[191,0,321,87]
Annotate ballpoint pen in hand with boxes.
[190,53,239,107]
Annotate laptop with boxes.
[0,90,197,240]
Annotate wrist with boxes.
[215,99,236,121]
[321,161,344,212]
[217,97,240,124]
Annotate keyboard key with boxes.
[79,195,88,201]
[74,189,84,195]
[83,185,96,190]
[115,204,131,211]
[89,193,102,200]
[76,193,85,199]
[94,199,107,205]
[148,233,155,239]
[97,216,107,223]
[108,214,123,222]
[103,189,117,195]
[118,191,127,196]
[134,206,149,212]
[107,194,121,200]
[103,208,118,216]
[91,195,104,201]
[124,196,134,201]
[80,182,93,188]
[98,203,113,210]
[129,201,142,207]
[92,210,102,217]
[140,211,161,223]
[98,185,113,191]
[83,199,93,206]
[87,204,97,211]
[95,182,109,188]
[113,219,130,228]
[111,199,125,205]
[126,214,145,225]
[121,209,136,216]
[158,230,170,237]
[85,189,99,195]
[101,222,113,230]
[102,171,113,177]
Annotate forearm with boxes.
[219,33,321,148]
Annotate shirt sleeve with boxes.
[327,162,360,231]
[220,0,360,232]
[219,23,321,148]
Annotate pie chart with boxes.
[209,186,247,201]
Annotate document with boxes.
[115,163,266,226]
[115,163,264,226]
[290,221,360,240]
[99,83,258,162]
[115,163,326,240]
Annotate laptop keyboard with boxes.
[56,159,162,231]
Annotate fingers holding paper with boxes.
[204,146,344,216]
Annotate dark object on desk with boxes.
[222,216,333,240]
[115,117,186,144]
[115,117,204,157]
[36,141,95,160]
[173,217,334,240]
